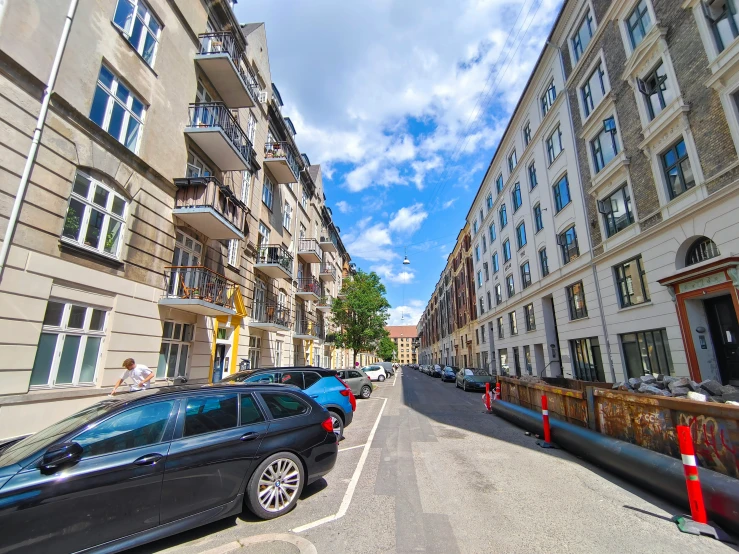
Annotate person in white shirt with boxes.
[110,358,155,395]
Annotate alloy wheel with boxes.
[257,458,301,513]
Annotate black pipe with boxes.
[491,400,739,534]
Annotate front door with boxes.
[213,344,226,383]
[705,295,739,385]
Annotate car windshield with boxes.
[471,369,489,376]
[0,401,116,468]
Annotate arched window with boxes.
[685,237,720,266]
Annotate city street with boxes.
[132,369,736,554]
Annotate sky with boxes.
[236,0,564,326]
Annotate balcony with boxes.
[255,244,293,279]
[295,277,321,301]
[319,263,336,282]
[160,266,237,316]
[316,295,332,313]
[294,317,322,341]
[324,332,338,344]
[263,141,300,183]
[185,103,253,171]
[195,31,258,108]
[250,298,291,331]
[172,176,245,240]
[297,238,322,264]
[319,235,337,253]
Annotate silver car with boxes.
[337,369,374,399]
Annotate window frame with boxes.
[539,248,550,277]
[227,239,239,267]
[112,0,162,68]
[520,261,531,289]
[627,0,653,49]
[489,223,496,242]
[157,321,194,379]
[492,251,500,273]
[512,183,523,212]
[559,226,580,265]
[496,174,504,194]
[621,328,674,378]
[614,255,651,308]
[499,203,508,228]
[639,61,674,120]
[566,280,588,320]
[523,121,532,146]
[516,221,527,250]
[533,203,544,232]
[541,80,557,117]
[599,184,634,238]
[503,239,512,262]
[497,317,504,340]
[508,149,518,173]
[495,283,503,305]
[528,162,538,190]
[509,311,518,336]
[661,138,696,200]
[262,175,275,209]
[572,8,595,63]
[546,125,564,165]
[704,0,739,53]
[89,65,146,153]
[524,303,536,331]
[581,61,607,118]
[553,173,571,212]
[282,201,292,232]
[591,117,620,173]
[506,274,515,298]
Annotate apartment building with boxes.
[385,325,419,365]
[0,0,352,440]
[423,0,739,385]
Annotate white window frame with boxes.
[589,116,621,174]
[247,112,257,144]
[571,6,596,65]
[579,55,610,121]
[228,239,239,267]
[618,0,658,58]
[262,175,274,209]
[62,171,128,259]
[157,321,194,379]
[283,201,292,232]
[112,0,162,68]
[258,221,271,245]
[508,149,518,172]
[90,66,146,153]
[186,151,213,178]
[241,170,252,207]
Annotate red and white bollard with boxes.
[485,383,491,411]
[536,394,556,449]
[494,381,501,401]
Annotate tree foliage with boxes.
[331,270,390,364]
[377,334,397,362]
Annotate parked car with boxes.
[0,384,337,554]
[456,368,496,391]
[361,364,388,382]
[379,362,394,376]
[441,367,456,382]
[221,367,355,438]
[431,365,443,378]
[336,369,373,399]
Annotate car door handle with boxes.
[310,394,319,398]
[133,453,163,466]
[240,432,261,441]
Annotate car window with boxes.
[245,372,277,384]
[304,372,322,389]
[240,394,264,426]
[74,400,175,457]
[260,393,309,419]
[464,369,473,376]
[349,371,363,379]
[183,395,238,437]
[279,370,305,389]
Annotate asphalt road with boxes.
[131,368,737,554]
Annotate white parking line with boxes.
[392,371,401,386]
[292,396,388,533]
[338,443,366,452]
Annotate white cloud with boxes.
[342,219,395,262]
[371,264,415,284]
[389,203,428,234]
[442,197,458,209]
[335,200,353,213]
[387,302,424,326]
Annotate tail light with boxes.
[321,416,334,433]
[349,390,356,411]
[335,376,357,411]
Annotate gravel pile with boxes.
[612,375,739,404]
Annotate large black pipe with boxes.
[491,400,739,534]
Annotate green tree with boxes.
[377,334,397,362]
[331,270,391,365]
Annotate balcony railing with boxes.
[162,266,237,315]
[251,298,292,329]
[255,244,293,278]
[295,317,322,339]
[196,31,260,108]
[296,277,321,297]
[173,176,246,240]
[319,263,337,282]
[316,295,333,311]
[297,238,322,263]
[264,140,300,183]
[187,102,254,170]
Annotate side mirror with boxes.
[41,442,83,471]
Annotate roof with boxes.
[385,325,419,338]
[240,22,264,37]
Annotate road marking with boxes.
[338,443,366,452]
[392,371,401,386]
[292,396,388,533]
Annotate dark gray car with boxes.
[337,369,373,399]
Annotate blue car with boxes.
[221,367,355,438]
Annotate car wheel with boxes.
[329,410,344,439]
[455,380,459,388]
[360,385,372,399]
[245,452,304,520]
[378,374,386,382]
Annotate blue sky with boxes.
[236,0,563,325]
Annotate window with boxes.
[157,321,193,379]
[301,187,308,210]
[262,175,274,209]
[482,236,487,253]
[479,209,484,227]
[261,393,309,419]
[627,0,652,48]
[248,335,261,369]
[283,201,292,231]
[90,66,145,152]
[599,185,634,237]
[686,237,720,266]
[546,126,563,164]
[705,0,739,53]
[572,9,595,62]
[516,222,527,250]
[496,174,504,194]
[509,311,518,335]
[523,122,532,146]
[473,219,479,234]
[483,262,490,281]
[553,174,571,212]
[615,256,651,308]
[183,395,238,437]
[481,326,486,343]
[566,281,588,319]
[477,270,483,288]
[533,204,543,232]
[497,317,504,339]
[31,301,107,388]
[559,226,579,265]
[475,245,480,262]
[495,284,503,305]
[492,252,500,273]
[508,150,518,172]
[591,117,620,173]
[241,170,252,206]
[506,274,515,297]
[503,239,512,262]
[62,171,127,258]
[621,329,673,378]
[528,162,538,190]
[240,394,265,425]
[638,61,675,120]
[479,298,485,315]
[512,183,522,211]
[661,139,695,199]
[486,193,494,210]
[539,248,550,276]
[500,204,508,228]
[570,338,605,381]
[245,112,257,144]
[227,239,239,267]
[520,261,531,289]
[258,221,270,247]
[75,401,174,457]
[524,303,536,331]
[489,223,496,242]
[476,329,480,345]
[112,0,161,67]
[487,291,492,310]
[541,80,557,116]
[582,62,607,117]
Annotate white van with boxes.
[361,364,387,382]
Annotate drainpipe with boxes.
[547,41,617,383]
[0,0,79,281]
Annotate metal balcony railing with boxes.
[252,298,291,328]
[264,140,300,179]
[317,295,333,309]
[188,102,254,161]
[297,277,321,295]
[163,266,237,309]
[298,238,322,261]
[173,176,246,235]
[319,263,337,280]
[256,244,293,274]
[197,31,261,98]
[295,317,322,338]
